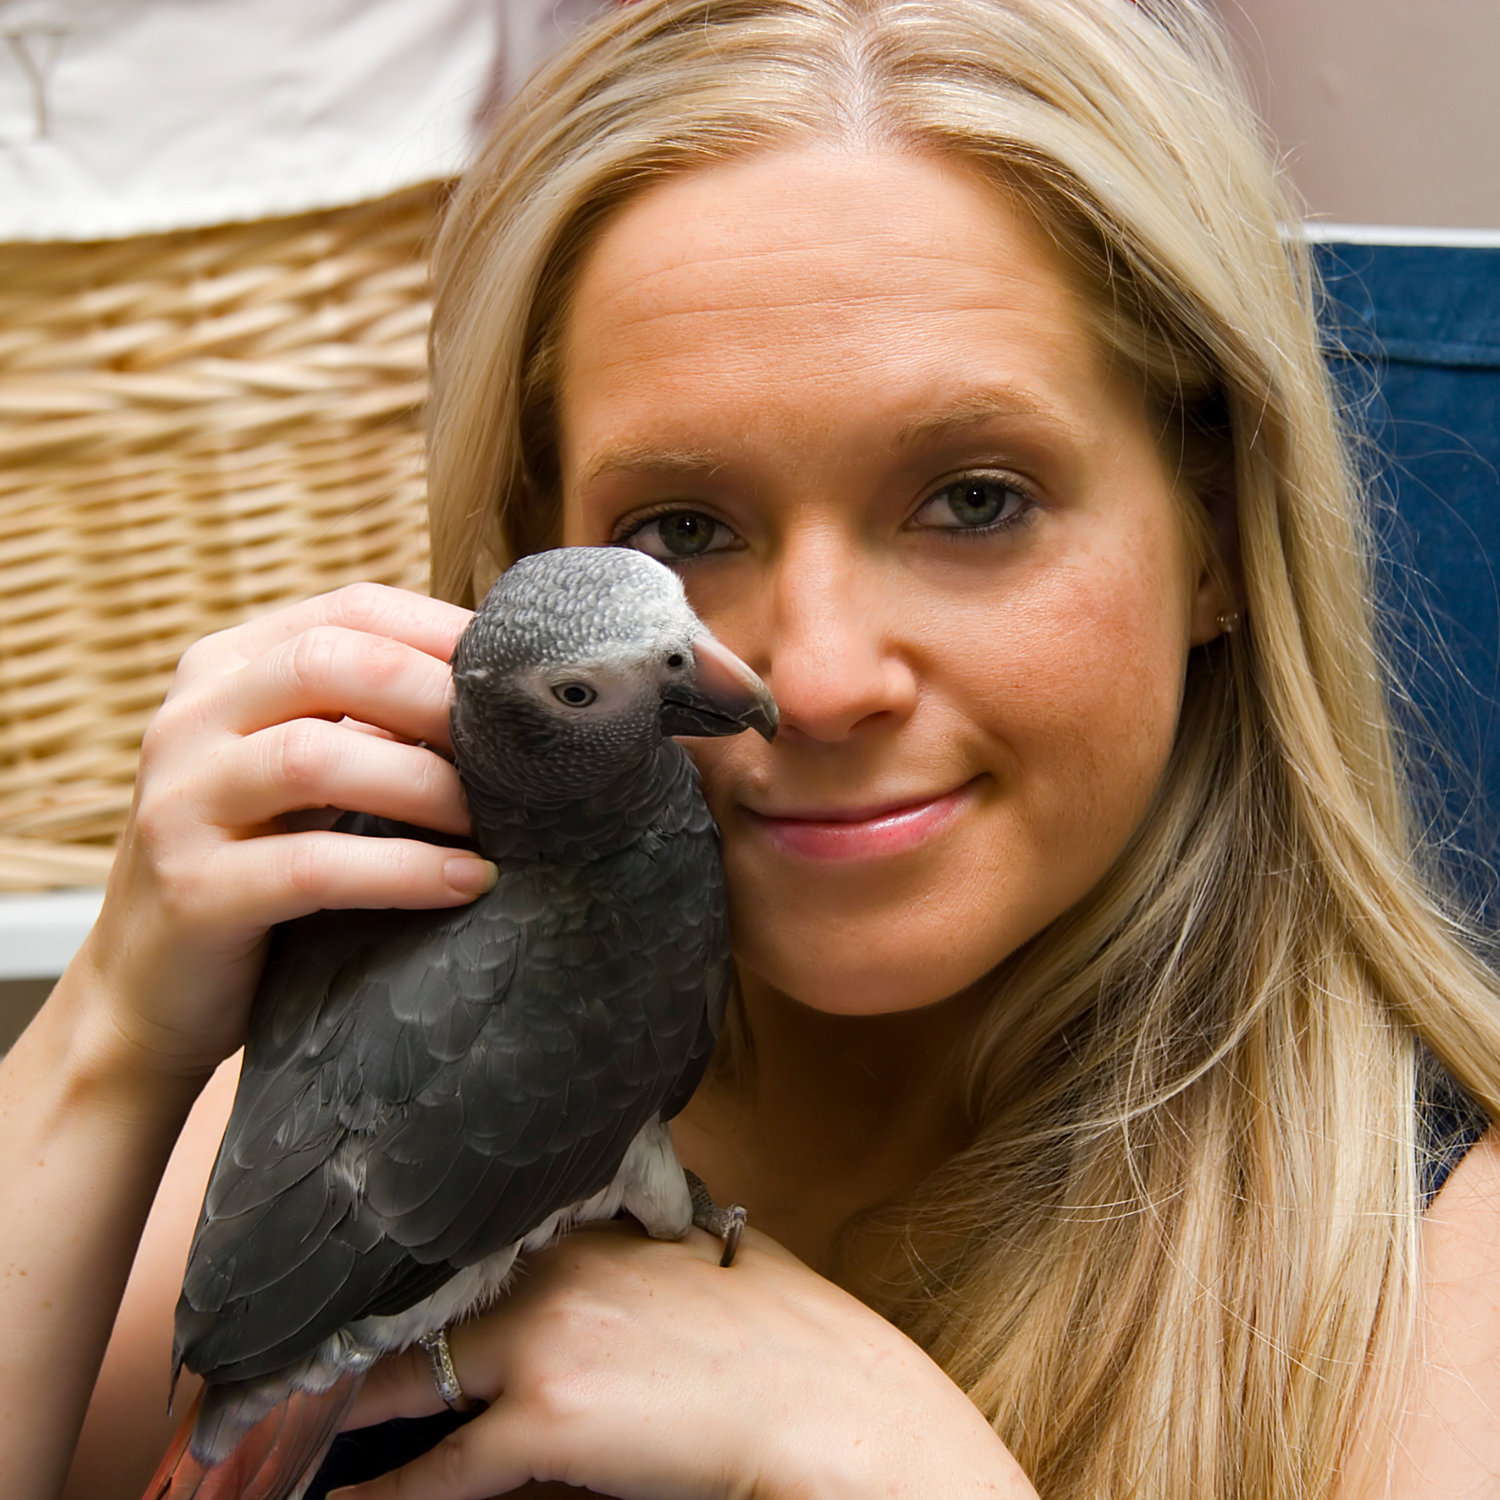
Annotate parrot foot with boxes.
[684,1169,748,1267]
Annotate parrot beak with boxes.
[661,632,779,741]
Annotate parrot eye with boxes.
[666,654,685,669]
[552,681,598,708]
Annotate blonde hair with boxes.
[424,1,1500,1493]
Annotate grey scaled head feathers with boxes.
[450,547,777,809]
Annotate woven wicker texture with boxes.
[0,184,440,891]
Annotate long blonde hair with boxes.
[424,1,1500,1493]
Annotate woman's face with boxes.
[559,148,1228,1015]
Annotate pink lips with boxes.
[743,781,975,862]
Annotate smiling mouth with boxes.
[740,779,980,862]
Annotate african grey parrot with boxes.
[146,546,777,1500]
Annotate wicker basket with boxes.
[0,183,441,891]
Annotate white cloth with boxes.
[0,0,608,241]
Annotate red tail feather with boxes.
[141,1373,362,1500]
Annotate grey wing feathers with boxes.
[176,825,728,1385]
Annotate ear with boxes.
[1186,481,1245,647]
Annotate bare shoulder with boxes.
[1378,1128,1500,1498]
[63,1052,241,1500]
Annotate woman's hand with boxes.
[333,1224,1037,1500]
[68,581,489,1084]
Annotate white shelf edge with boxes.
[0,889,106,980]
[1296,222,1500,248]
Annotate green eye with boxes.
[618,509,738,561]
[917,476,1031,532]
[951,481,1007,525]
[657,513,717,556]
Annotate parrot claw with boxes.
[684,1169,748,1267]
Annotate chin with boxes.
[733,930,998,1016]
[722,844,1052,1017]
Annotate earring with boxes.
[1216,610,1241,635]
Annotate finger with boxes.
[345,1343,451,1431]
[208,720,471,836]
[204,830,497,926]
[201,626,458,748]
[347,1309,509,1432]
[171,584,471,691]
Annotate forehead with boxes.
[475,550,689,665]
[554,146,1132,496]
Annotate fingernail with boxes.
[445,857,498,895]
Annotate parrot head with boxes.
[450,547,777,803]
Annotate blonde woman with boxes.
[6,1,1500,1496]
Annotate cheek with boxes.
[973,555,1189,839]
[683,549,1193,1016]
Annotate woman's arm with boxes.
[1344,1129,1500,1499]
[61,1053,240,1500]
[0,967,212,1500]
[0,583,481,1500]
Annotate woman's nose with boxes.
[754,535,918,744]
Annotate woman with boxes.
[7,0,1500,1496]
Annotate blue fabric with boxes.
[1316,243,1500,906]
[1417,1052,1489,1208]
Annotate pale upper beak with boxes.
[660,631,778,741]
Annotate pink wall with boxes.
[1213,0,1500,230]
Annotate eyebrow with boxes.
[578,443,729,491]
[891,386,1090,449]
[576,385,1090,490]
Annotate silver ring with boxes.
[417,1327,481,1414]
